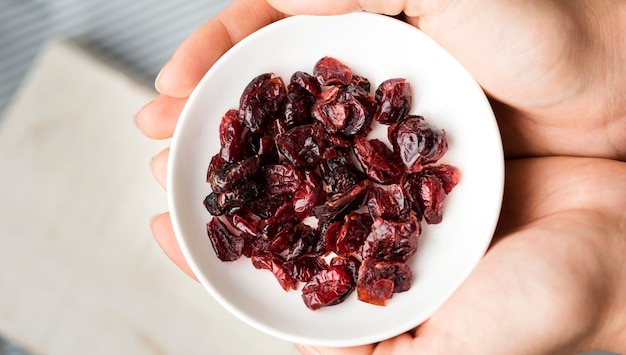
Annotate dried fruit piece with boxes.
[301,264,355,310]
[293,170,326,219]
[374,78,411,125]
[283,254,328,282]
[206,216,244,261]
[335,213,373,257]
[251,252,298,291]
[389,115,448,171]
[204,180,262,216]
[219,109,250,162]
[362,216,420,262]
[290,71,322,98]
[313,56,353,86]
[276,124,327,168]
[353,136,404,185]
[238,73,286,132]
[366,184,410,221]
[418,173,446,225]
[357,258,413,306]
[423,164,461,193]
[282,88,315,128]
[208,155,262,193]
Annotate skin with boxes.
[135,0,626,354]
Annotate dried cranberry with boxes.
[293,170,326,219]
[283,254,328,282]
[238,73,286,132]
[219,109,250,162]
[335,213,373,257]
[418,173,446,225]
[206,217,244,261]
[301,264,354,310]
[353,136,404,184]
[423,164,461,194]
[285,223,319,260]
[262,202,299,240]
[282,88,315,128]
[389,115,448,171]
[357,258,412,306]
[208,156,262,193]
[374,78,411,125]
[366,184,410,221]
[313,180,371,223]
[261,164,303,197]
[251,252,298,291]
[362,216,420,262]
[319,147,366,195]
[329,255,361,284]
[290,71,322,97]
[313,56,353,86]
[276,124,326,168]
[203,180,262,216]
[311,86,349,134]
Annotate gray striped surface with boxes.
[0,0,229,117]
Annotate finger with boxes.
[268,0,407,15]
[151,212,197,281]
[151,147,169,189]
[156,0,285,98]
[135,95,186,139]
[294,343,373,355]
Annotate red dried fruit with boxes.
[313,56,353,86]
[282,88,315,128]
[249,134,279,165]
[389,115,448,171]
[418,173,446,225]
[335,213,373,257]
[203,180,262,216]
[206,217,244,261]
[353,136,404,185]
[206,153,227,183]
[301,264,355,310]
[261,163,303,197]
[251,252,298,291]
[423,164,461,194]
[362,216,420,262]
[276,124,326,168]
[329,255,361,284]
[283,254,328,282]
[239,73,286,132]
[313,180,371,223]
[374,78,411,125]
[289,71,322,98]
[366,184,410,221]
[208,155,262,193]
[357,258,412,306]
[219,109,250,162]
[293,170,326,219]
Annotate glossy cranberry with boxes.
[301,264,354,310]
[423,164,461,194]
[374,78,411,125]
[238,73,286,132]
[357,258,412,306]
[276,124,326,168]
[293,170,326,219]
[203,180,262,216]
[335,213,373,257]
[283,254,328,282]
[389,115,448,171]
[313,56,353,86]
[362,216,420,262]
[219,109,250,162]
[366,184,410,221]
[206,217,244,261]
[251,252,298,291]
[289,71,322,97]
[353,136,404,185]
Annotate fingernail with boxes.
[154,66,165,93]
[294,344,320,355]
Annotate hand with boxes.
[135,0,626,353]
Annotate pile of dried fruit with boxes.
[203,57,460,310]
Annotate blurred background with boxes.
[0,1,621,355]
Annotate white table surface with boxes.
[0,39,298,355]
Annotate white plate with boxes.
[168,12,504,347]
